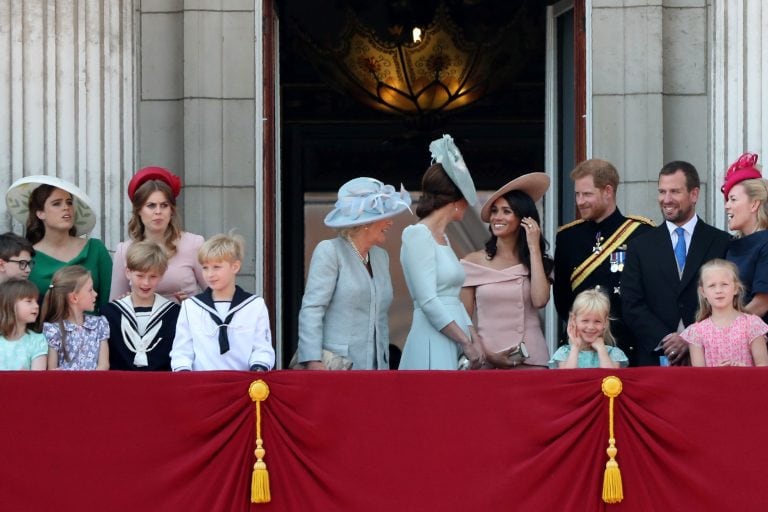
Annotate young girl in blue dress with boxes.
[549,288,628,368]
[41,265,110,370]
[0,278,47,370]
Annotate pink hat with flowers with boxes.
[722,153,762,199]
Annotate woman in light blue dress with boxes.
[399,135,485,370]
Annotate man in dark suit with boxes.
[554,159,653,366]
[621,161,730,366]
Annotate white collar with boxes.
[666,215,698,237]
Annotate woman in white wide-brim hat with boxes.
[460,173,553,369]
[296,177,412,370]
[5,175,112,312]
[398,134,487,370]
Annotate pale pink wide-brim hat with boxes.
[480,172,550,222]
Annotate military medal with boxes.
[609,249,626,273]
[592,232,604,254]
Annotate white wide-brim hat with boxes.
[429,134,478,206]
[480,173,550,222]
[6,175,97,236]
[324,177,413,229]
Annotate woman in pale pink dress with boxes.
[460,173,552,368]
[110,167,206,303]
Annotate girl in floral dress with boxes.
[42,265,109,370]
[682,259,768,367]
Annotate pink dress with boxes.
[461,260,549,366]
[681,313,768,367]
[110,232,206,303]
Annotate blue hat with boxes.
[324,177,413,228]
[429,134,478,206]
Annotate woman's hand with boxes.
[305,361,328,370]
[521,216,541,251]
[486,345,526,368]
[462,341,485,369]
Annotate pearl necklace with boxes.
[345,237,369,264]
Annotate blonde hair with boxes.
[198,232,245,264]
[337,225,365,239]
[731,178,768,236]
[127,180,183,256]
[125,240,169,273]
[569,287,615,346]
[40,265,92,362]
[696,259,746,321]
[0,278,39,337]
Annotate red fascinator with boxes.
[127,167,182,200]
[721,153,762,199]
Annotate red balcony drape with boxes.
[1,368,766,511]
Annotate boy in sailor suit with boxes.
[103,241,180,371]
[170,233,275,371]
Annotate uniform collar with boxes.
[591,208,623,231]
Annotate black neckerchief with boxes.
[190,286,256,354]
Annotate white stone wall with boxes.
[590,0,711,223]
[710,0,768,227]
[0,0,135,249]
[138,0,262,291]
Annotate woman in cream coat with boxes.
[297,177,411,370]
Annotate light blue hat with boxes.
[324,177,413,228]
[429,134,478,206]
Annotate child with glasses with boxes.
[0,232,36,283]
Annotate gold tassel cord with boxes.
[249,380,271,504]
[601,376,624,504]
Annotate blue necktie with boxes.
[674,227,687,271]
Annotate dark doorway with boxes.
[276,0,552,365]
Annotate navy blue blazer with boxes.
[621,218,730,365]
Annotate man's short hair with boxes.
[570,159,620,191]
[0,232,35,261]
[659,161,700,191]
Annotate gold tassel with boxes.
[249,380,271,504]
[601,376,624,504]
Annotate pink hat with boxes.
[128,167,182,200]
[721,153,762,199]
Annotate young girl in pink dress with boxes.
[682,259,768,367]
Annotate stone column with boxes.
[590,0,711,222]
[711,0,768,226]
[0,0,135,248]
[137,0,262,291]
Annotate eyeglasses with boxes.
[6,259,35,271]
